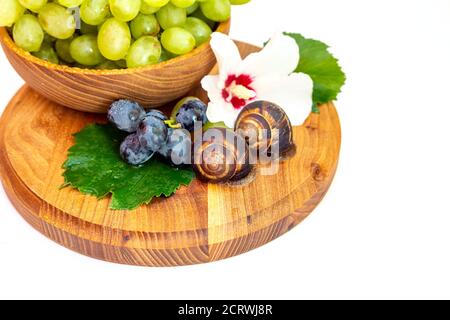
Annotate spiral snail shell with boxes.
[193,128,252,183]
[234,101,295,158]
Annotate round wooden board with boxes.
[0,42,341,267]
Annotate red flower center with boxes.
[222,74,256,109]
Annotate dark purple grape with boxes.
[146,109,168,121]
[108,100,146,133]
[175,98,208,132]
[120,134,155,165]
[137,115,168,151]
[158,129,192,166]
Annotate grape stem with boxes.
[164,119,182,129]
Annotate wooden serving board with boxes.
[0,42,341,266]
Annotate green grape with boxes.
[80,0,109,25]
[200,0,230,22]
[161,27,195,55]
[57,0,84,7]
[96,60,119,69]
[109,0,140,22]
[156,3,186,30]
[74,63,90,69]
[140,1,160,14]
[230,0,250,4]
[98,17,131,60]
[38,3,76,39]
[59,60,73,66]
[159,47,176,62]
[130,13,160,39]
[126,36,161,68]
[43,32,56,44]
[189,8,215,28]
[33,42,59,64]
[70,34,104,65]
[143,0,169,7]
[0,0,25,27]
[18,0,47,13]
[115,59,127,68]
[182,17,211,46]
[55,37,75,62]
[13,14,44,52]
[80,21,98,34]
[186,2,199,14]
[170,0,196,8]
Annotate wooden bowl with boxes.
[0,21,230,113]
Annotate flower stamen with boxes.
[229,83,257,100]
[222,74,256,109]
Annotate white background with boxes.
[1,0,450,300]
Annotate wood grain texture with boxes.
[0,21,230,113]
[0,42,341,267]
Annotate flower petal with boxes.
[206,100,241,128]
[252,72,314,126]
[210,32,242,81]
[202,74,241,127]
[201,75,222,100]
[238,33,300,78]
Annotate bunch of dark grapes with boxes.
[108,97,207,166]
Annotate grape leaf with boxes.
[62,124,194,210]
[285,32,346,112]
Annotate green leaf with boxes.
[62,124,194,210]
[285,32,346,112]
[203,121,230,131]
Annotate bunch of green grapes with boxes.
[0,0,251,69]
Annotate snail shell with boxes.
[234,101,295,158]
[193,128,252,183]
